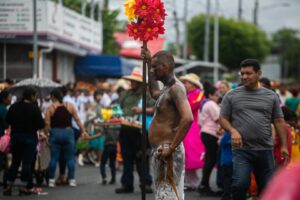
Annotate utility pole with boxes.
[213,0,219,84]
[238,0,242,20]
[98,0,103,21]
[183,0,188,74]
[203,0,211,62]
[173,9,180,57]
[253,0,259,26]
[90,0,95,20]
[33,0,38,78]
[82,0,87,16]
[98,0,104,53]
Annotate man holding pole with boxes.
[141,48,193,200]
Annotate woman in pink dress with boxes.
[180,73,206,190]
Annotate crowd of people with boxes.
[0,56,299,200]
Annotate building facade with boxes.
[0,0,102,84]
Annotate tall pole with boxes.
[183,0,188,74]
[33,0,38,78]
[213,0,219,84]
[98,0,104,53]
[238,0,242,20]
[82,0,87,16]
[173,10,180,57]
[3,43,6,80]
[203,0,211,62]
[90,0,95,19]
[141,41,147,200]
[253,0,259,26]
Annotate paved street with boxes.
[0,165,220,200]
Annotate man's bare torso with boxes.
[148,80,185,145]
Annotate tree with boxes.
[62,0,120,55]
[102,9,120,55]
[272,28,300,80]
[188,16,270,70]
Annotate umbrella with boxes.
[9,78,62,100]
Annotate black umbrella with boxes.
[9,78,62,100]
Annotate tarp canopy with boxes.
[75,55,139,78]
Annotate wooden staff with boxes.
[141,41,147,200]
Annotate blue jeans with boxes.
[59,127,80,176]
[48,128,75,180]
[232,149,275,200]
[6,133,37,189]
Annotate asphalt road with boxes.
[0,165,220,200]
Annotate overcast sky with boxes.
[110,0,300,42]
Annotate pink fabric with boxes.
[183,89,206,170]
[201,101,220,137]
[0,128,10,153]
[260,162,300,200]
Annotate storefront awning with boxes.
[74,55,139,78]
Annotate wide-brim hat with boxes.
[179,73,202,88]
[123,66,143,83]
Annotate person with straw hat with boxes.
[115,66,155,194]
[179,73,206,191]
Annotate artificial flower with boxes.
[152,0,167,21]
[139,20,165,41]
[124,0,136,21]
[126,22,141,40]
[134,0,153,19]
[124,0,166,42]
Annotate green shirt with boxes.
[285,97,300,113]
[119,88,155,117]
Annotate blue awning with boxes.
[74,55,138,78]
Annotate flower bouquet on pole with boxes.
[124,0,166,44]
[124,0,167,199]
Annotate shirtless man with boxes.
[141,48,193,200]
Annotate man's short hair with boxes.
[152,51,175,69]
[240,59,260,72]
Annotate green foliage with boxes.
[272,28,300,80]
[102,9,120,55]
[188,16,270,70]
[63,0,81,13]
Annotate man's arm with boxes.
[141,47,160,99]
[220,115,243,148]
[273,117,289,157]
[169,85,193,152]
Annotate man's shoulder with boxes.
[258,87,278,97]
[169,81,185,93]
[225,86,244,97]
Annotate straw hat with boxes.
[179,73,202,88]
[123,67,143,83]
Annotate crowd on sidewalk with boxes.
[0,60,299,199]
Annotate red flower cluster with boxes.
[126,0,166,42]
